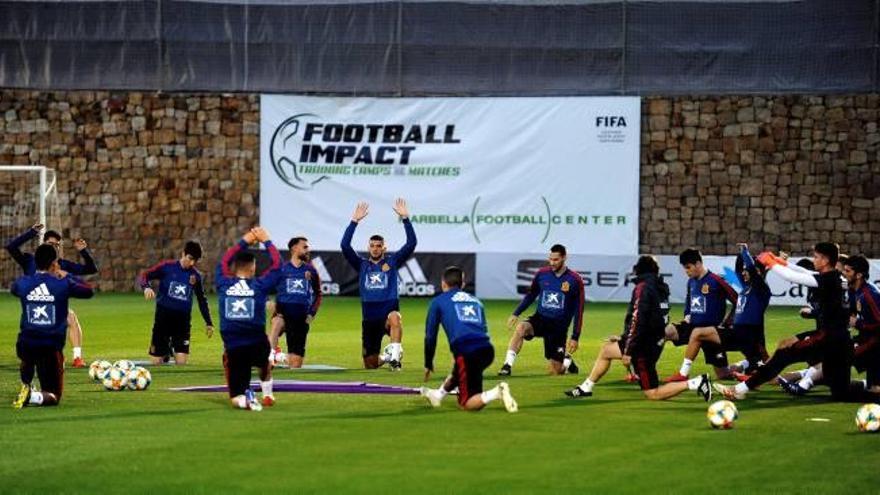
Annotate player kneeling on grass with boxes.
[268,236,322,368]
[216,227,282,411]
[138,241,214,365]
[566,255,712,402]
[11,244,94,408]
[420,266,517,412]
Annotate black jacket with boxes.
[622,273,670,356]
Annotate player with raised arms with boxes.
[420,266,517,412]
[341,198,416,370]
[137,241,214,365]
[6,223,98,367]
[11,244,94,408]
[216,227,282,411]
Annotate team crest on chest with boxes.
[561,281,570,293]
[701,284,710,295]
[381,263,390,272]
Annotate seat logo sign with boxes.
[270,113,329,190]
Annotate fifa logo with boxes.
[595,116,627,127]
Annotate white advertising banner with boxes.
[476,253,880,307]
[260,95,640,255]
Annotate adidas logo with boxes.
[26,283,55,302]
[310,257,340,295]
[226,279,254,296]
[398,258,435,296]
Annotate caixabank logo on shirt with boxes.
[269,113,462,190]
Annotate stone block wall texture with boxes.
[0,91,878,290]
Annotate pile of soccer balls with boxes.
[88,360,152,391]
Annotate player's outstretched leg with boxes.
[498,322,531,376]
[644,374,712,401]
[566,340,621,398]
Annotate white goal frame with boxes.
[0,165,57,241]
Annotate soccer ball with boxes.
[113,360,136,372]
[381,344,401,363]
[102,366,130,391]
[707,400,738,429]
[855,403,880,432]
[88,360,112,382]
[273,352,289,368]
[126,367,152,391]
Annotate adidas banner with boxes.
[257,251,476,298]
[476,253,880,306]
[260,95,640,256]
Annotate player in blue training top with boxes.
[419,266,518,412]
[6,223,98,368]
[498,244,585,376]
[668,244,769,382]
[665,247,738,382]
[268,236,322,369]
[341,198,416,371]
[11,244,95,408]
[216,227,282,412]
[138,241,214,366]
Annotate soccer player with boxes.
[664,248,738,382]
[565,255,712,401]
[341,199,416,370]
[11,244,94,408]
[268,236,322,369]
[419,266,518,412]
[138,241,214,365]
[498,244,584,376]
[6,223,97,367]
[216,227,282,411]
[715,243,861,401]
[774,258,825,391]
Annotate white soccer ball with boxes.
[113,360,136,372]
[707,400,738,429]
[273,352,288,367]
[102,366,130,391]
[88,360,112,382]
[855,403,880,432]
[126,367,152,391]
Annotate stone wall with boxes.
[1,91,878,290]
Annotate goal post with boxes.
[0,165,60,289]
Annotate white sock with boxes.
[579,379,595,392]
[798,376,814,389]
[480,386,501,404]
[679,359,693,376]
[504,350,517,367]
[73,347,82,359]
[798,366,821,389]
[737,359,749,371]
[562,354,573,370]
[261,380,273,398]
[735,382,750,395]
[390,343,402,362]
[437,387,449,398]
[232,395,248,409]
[29,391,44,405]
[686,376,703,390]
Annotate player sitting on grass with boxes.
[420,266,517,412]
[664,248,738,382]
[11,244,94,408]
[216,227,282,411]
[138,241,214,365]
[341,198,416,370]
[268,236,322,369]
[566,255,712,401]
[6,223,98,368]
[499,244,583,376]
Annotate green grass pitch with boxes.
[0,294,876,494]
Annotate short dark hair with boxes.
[632,255,659,276]
[184,241,202,260]
[813,242,839,266]
[443,266,465,288]
[233,251,256,271]
[795,258,815,271]
[844,254,870,277]
[369,234,384,243]
[679,248,702,266]
[35,244,57,270]
[288,237,308,251]
[550,244,566,256]
[44,230,62,242]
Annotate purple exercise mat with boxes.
[170,379,419,395]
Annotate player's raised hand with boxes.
[736,242,748,250]
[392,198,409,219]
[73,238,88,251]
[506,315,519,330]
[351,202,369,223]
[143,288,156,300]
[31,223,44,233]
[205,325,214,339]
[242,230,257,245]
[252,227,270,243]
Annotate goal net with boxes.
[0,166,60,290]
